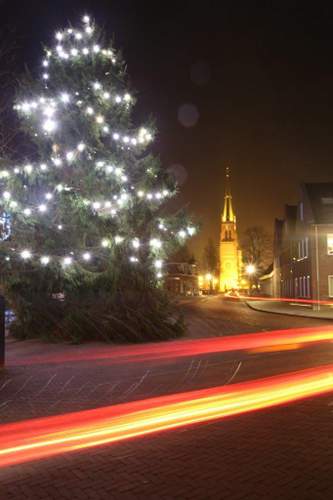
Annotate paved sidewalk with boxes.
[246,299,333,320]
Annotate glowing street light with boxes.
[246,264,256,275]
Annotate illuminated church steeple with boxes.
[219,167,242,291]
[222,167,236,224]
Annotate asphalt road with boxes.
[0,297,332,499]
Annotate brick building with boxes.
[273,183,333,304]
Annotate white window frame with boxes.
[306,276,310,298]
[329,276,333,298]
[327,234,333,256]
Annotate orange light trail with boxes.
[8,325,333,366]
[0,364,333,468]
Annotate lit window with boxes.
[328,276,333,298]
[306,276,311,298]
[298,238,309,259]
[327,234,333,256]
[321,197,333,205]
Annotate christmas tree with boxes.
[0,15,195,342]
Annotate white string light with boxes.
[3,15,194,275]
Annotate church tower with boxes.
[219,167,242,291]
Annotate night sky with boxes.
[1,1,333,260]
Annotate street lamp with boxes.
[245,264,256,275]
[245,264,256,296]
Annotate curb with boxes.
[245,300,333,321]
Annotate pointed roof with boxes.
[222,167,236,223]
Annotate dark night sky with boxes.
[1,0,333,259]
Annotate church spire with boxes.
[222,167,236,223]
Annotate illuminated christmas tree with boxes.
[0,15,195,341]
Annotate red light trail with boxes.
[235,293,333,307]
[9,325,333,366]
[0,364,333,468]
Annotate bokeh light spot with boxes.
[178,103,199,128]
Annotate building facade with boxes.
[219,168,242,291]
[164,262,199,296]
[273,183,333,304]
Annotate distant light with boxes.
[40,256,50,265]
[63,256,72,266]
[82,252,91,261]
[83,15,90,23]
[21,250,32,260]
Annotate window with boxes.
[322,197,333,205]
[299,277,303,297]
[306,276,311,298]
[299,202,304,221]
[298,238,309,259]
[327,234,333,256]
[329,276,333,298]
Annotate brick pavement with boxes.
[0,394,332,499]
[0,298,332,499]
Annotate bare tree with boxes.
[202,238,218,274]
[241,226,272,273]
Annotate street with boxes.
[0,297,333,499]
